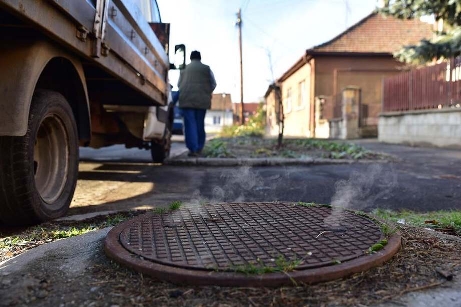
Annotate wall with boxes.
[314,56,403,130]
[280,62,312,137]
[329,118,343,139]
[379,109,461,148]
[205,110,233,133]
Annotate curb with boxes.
[164,157,390,166]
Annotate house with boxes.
[205,93,233,133]
[265,12,433,139]
[233,102,261,124]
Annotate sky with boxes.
[156,0,379,103]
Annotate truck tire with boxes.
[150,125,171,163]
[0,90,79,225]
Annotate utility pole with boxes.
[236,8,244,125]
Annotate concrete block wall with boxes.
[329,119,343,139]
[378,109,461,148]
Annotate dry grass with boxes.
[3,216,460,306]
[88,226,461,306]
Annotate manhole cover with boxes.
[105,202,400,287]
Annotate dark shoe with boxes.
[187,151,199,157]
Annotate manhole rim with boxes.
[104,204,401,287]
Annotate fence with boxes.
[383,57,461,112]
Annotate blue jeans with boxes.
[181,108,206,153]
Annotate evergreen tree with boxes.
[379,0,461,64]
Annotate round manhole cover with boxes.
[105,202,400,287]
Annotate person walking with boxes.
[178,50,217,157]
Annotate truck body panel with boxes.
[0,38,89,136]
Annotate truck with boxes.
[0,0,185,225]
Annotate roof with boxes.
[277,12,433,82]
[309,12,433,54]
[233,102,260,115]
[264,83,279,98]
[210,93,232,111]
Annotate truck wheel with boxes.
[150,125,171,163]
[0,90,78,225]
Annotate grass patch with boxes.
[0,211,146,261]
[288,139,371,159]
[152,201,183,215]
[373,209,461,236]
[201,136,383,160]
[49,226,97,239]
[202,139,234,158]
[169,201,182,211]
[368,239,389,253]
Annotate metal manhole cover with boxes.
[119,202,383,272]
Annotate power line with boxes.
[242,0,251,12]
[243,17,302,54]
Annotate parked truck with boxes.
[0,0,185,225]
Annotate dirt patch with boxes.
[197,137,393,160]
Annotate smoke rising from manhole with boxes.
[324,164,397,227]
[182,166,293,215]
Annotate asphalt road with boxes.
[71,138,461,217]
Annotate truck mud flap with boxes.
[156,106,168,123]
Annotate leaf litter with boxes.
[3,221,459,306]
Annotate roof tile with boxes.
[312,13,433,54]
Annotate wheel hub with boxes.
[34,115,69,204]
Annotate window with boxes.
[213,116,221,125]
[150,0,161,22]
[297,80,306,109]
[285,88,292,113]
[132,0,161,22]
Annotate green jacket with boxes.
[178,60,217,109]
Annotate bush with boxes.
[202,139,234,157]
[220,103,266,137]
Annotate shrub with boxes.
[220,103,266,137]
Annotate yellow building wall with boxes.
[280,63,312,137]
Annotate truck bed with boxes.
[0,0,169,107]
